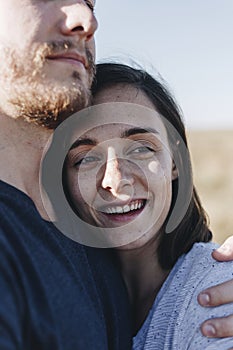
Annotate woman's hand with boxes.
[198,236,233,338]
[212,236,233,262]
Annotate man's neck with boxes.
[0,114,53,219]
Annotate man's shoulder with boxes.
[0,180,33,219]
[0,186,132,350]
[0,180,44,245]
[0,180,25,198]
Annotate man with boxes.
[0,1,131,349]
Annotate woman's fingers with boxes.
[198,280,233,307]
[198,237,233,338]
[201,315,233,338]
[212,236,233,262]
[198,280,233,338]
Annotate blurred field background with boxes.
[188,130,233,244]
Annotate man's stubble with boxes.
[0,41,95,129]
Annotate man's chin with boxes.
[9,82,91,129]
[24,99,90,130]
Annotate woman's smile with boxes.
[65,85,177,248]
[97,199,147,223]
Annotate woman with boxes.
[64,62,233,348]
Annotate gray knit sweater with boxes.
[133,242,233,349]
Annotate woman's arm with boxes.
[198,236,233,338]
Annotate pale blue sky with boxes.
[95,1,233,130]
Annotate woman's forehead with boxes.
[68,101,168,148]
[93,84,155,109]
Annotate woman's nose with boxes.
[101,148,122,195]
[101,147,134,197]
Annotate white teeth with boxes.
[123,205,130,213]
[116,206,123,214]
[103,200,145,215]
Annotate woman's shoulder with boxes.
[182,241,233,284]
[165,241,233,349]
[136,241,233,349]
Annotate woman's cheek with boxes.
[77,171,97,205]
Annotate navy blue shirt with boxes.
[0,181,132,349]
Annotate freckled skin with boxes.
[66,85,178,249]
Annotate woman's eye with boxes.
[126,144,158,159]
[129,145,156,156]
[75,155,99,167]
[132,146,154,154]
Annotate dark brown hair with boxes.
[92,62,212,269]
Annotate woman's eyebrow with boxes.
[69,127,159,150]
[70,138,97,150]
[121,127,159,138]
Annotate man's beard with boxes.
[0,41,95,129]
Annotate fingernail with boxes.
[202,324,216,337]
[216,245,230,254]
[198,293,210,306]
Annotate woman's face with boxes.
[65,84,177,249]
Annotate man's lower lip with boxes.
[47,57,85,69]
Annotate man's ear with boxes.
[172,161,178,180]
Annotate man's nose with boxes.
[60,1,98,41]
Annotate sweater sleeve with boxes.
[134,243,233,350]
[172,244,233,349]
